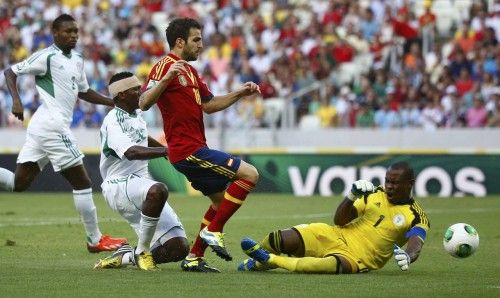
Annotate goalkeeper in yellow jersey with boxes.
[239,161,429,274]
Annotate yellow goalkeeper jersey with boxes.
[341,187,430,270]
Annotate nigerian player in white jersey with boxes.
[94,72,189,271]
[0,14,127,252]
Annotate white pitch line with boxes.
[0,208,497,228]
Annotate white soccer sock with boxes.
[121,252,133,266]
[73,188,102,244]
[0,168,15,191]
[135,213,159,255]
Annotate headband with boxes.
[108,75,141,98]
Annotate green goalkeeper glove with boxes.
[393,244,410,271]
[347,180,375,201]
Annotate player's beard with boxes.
[183,48,199,61]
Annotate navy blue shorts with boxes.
[172,147,241,196]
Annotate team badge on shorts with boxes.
[178,75,188,86]
[227,158,234,167]
[393,214,405,226]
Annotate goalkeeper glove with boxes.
[393,244,410,271]
[347,180,375,201]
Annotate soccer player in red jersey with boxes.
[139,18,261,272]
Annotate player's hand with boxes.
[347,180,375,201]
[164,60,187,81]
[239,82,261,97]
[11,101,24,121]
[393,244,410,271]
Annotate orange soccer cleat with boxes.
[87,235,128,253]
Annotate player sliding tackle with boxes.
[239,162,429,274]
[94,72,189,271]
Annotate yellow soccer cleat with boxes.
[94,244,133,269]
[180,256,220,273]
[135,251,159,271]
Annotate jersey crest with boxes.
[393,214,406,226]
[178,75,188,86]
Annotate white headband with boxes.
[108,75,141,98]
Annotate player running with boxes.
[139,18,261,272]
[239,162,430,274]
[0,14,127,252]
[94,72,189,271]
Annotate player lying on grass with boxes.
[239,162,430,274]
[94,72,189,271]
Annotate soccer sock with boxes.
[0,168,14,191]
[135,214,159,255]
[261,231,282,255]
[208,179,255,232]
[189,206,217,257]
[121,252,133,266]
[269,255,341,274]
[73,188,102,244]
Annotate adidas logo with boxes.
[375,202,381,208]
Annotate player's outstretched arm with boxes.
[334,180,375,226]
[202,82,261,114]
[393,236,424,271]
[139,60,186,111]
[3,68,24,121]
[404,236,424,263]
[79,89,114,106]
[123,145,168,160]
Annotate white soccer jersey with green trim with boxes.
[12,44,89,135]
[99,107,149,180]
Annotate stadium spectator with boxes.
[238,162,429,274]
[466,95,488,127]
[0,0,498,130]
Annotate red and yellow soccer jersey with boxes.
[145,53,213,163]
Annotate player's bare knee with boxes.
[153,237,189,263]
[170,238,190,261]
[241,164,259,184]
[248,164,259,183]
[13,180,29,192]
[280,229,304,256]
[147,183,168,203]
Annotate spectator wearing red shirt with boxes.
[455,68,475,97]
[418,3,436,28]
[332,39,355,64]
[322,1,345,26]
[140,18,261,273]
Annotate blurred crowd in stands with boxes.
[0,0,499,130]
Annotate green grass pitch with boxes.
[0,193,499,297]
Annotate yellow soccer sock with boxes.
[269,255,341,274]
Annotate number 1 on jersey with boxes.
[373,215,385,227]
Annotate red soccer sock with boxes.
[208,179,255,232]
[190,205,217,257]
